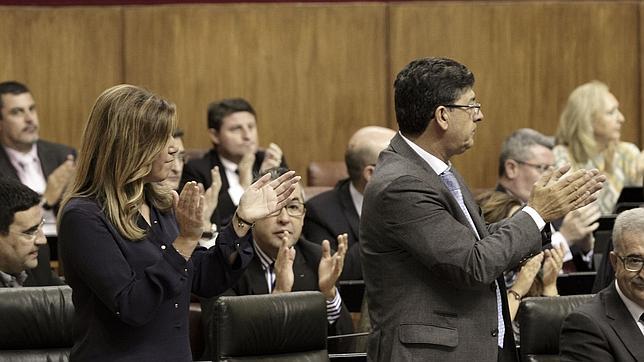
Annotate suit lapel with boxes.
[604,284,644,359]
[452,168,488,238]
[0,145,19,179]
[37,141,56,178]
[390,134,481,236]
[337,180,360,241]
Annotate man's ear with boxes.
[505,159,520,179]
[609,251,618,270]
[434,106,449,131]
[208,128,219,146]
[362,164,376,183]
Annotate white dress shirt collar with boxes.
[399,131,449,175]
[348,182,363,217]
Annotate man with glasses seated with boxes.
[560,207,644,360]
[496,128,600,272]
[200,167,353,359]
[0,177,63,287]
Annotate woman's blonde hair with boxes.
[61,84,177,240]
[555,81,615,170]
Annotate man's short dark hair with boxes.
[207,98,256,131]
[0,81,30,112]
[0,177,41,235]
[498,128,555,177]
[394,57,474,137]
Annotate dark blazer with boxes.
[227,238,353,336]
[200,237,354,359]
[304,178,362,280]
[0,139,75,182]
[180,148,287,228]
[560,282,644,361]
[59,197,253,361]
[23,243,64,287]
[360,133,543,362]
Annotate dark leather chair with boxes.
[307,161,348,187]
[518,294,594,362]
[204,291,328,361]
[0,285,74,361]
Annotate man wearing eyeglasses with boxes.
[360,57,605,362]
[560,207,644,360]
[0,177,63,287]
[496,128,600,272]
[200,167,353,359]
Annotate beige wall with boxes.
[0,1,641,188]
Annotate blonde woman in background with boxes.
[554,81,644,214]
[58,84,299,361]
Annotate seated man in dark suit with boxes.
[181,98,286,228]
[304,126,395,280]
[496,128,600,272]
[0,81,76,214]
[560,207,644,361]
[201,167,353,358]
[0,177,63,287]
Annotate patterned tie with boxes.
[440,168,505,348]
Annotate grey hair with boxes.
[612,208,644,253]
[498,128,555,177]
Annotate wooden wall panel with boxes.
[390,2,640,189]
[0,7,123,149]
[123,4,388,181]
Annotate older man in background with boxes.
[304,126,395,280]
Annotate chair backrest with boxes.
[0,285,74,361]
[518,294,594,362]
[207,291,329,361]
[307,161,348,187]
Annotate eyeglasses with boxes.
[515,160,551,173]
[443,102,482,116]
[9,218,45,242]
[268,201,306,217]
[615,254,644,273]
[174,152,186,163]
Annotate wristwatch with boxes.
[202,223,217,239]
[235,212,254,229]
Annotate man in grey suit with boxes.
[0,81,75,212]
[360,57,605,361]
[560,207,644,361]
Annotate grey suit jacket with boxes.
[0,139,75,181]
[560,282,644,361]
[360,133,542,362]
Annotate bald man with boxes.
[304,126,396,280]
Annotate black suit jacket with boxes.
[200,238,354,358]
[0,139,75,182]
[304,178,362,280]
[180,148,287,228]
[560,282,644,361]
[24,243,65,287]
